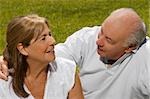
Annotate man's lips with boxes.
[97,46,104,54]
[97,46,103,51]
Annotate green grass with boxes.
[0,0,149,54]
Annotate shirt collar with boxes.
[112,53,132,66]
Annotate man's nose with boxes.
[96,36,104,47]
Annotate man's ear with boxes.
[17,43,28,56]
[125,45,137,53]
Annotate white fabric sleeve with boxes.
[138,64,150,96]
[147,38,150,96]
[57,57,77,92]
[0,80,5,98]
[0,78,9,98]
[55,27,91,67]
[138,38,150,96]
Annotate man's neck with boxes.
[100,53,132,65]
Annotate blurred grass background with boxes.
[0,0,149,54]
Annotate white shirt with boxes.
[55,26,150,99]
[0,57,76,99]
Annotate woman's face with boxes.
[25,23,56,65]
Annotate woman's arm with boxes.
[68,72,84,99]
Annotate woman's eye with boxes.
[42,37,46,40]
[49,33,52,36]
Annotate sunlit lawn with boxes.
[0,0,149,54]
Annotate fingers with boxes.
[0,56,8,80]
[0,70,8,81]
[2,63,9,77]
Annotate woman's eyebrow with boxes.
[39,31,51,38]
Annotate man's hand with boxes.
[0,56,8,80]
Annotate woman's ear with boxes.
[17,43,28,56]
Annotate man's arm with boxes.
[55,27,90,67]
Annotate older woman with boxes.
[0,15,84,99]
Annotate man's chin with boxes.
[99,56,116,65]
[99,56,108,64]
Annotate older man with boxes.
[0,8,150,99]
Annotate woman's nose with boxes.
[48,36,56,45]
[51,36,56,45]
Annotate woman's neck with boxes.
[26,65,48,81]
[25,62,48,99]
[26,58,49,79]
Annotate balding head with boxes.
[96,8,146,60]
[102,8,146,48]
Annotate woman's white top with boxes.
[0,57,76,99]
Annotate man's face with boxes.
[96,9,141,61]
[96,17,131,60]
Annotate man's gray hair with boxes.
[123,22,147,48]
[111,8,147,48]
